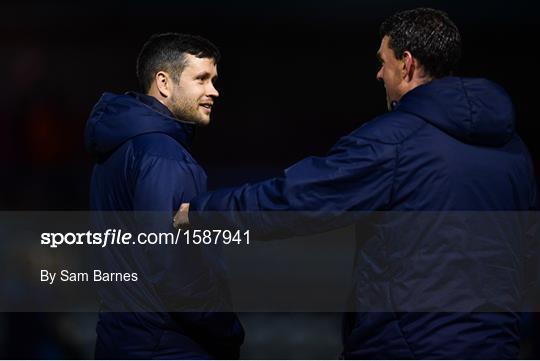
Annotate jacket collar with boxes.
[126,91,196,150]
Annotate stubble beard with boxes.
[169,94,205,125]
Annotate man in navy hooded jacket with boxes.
[85,33,244,359]
[175,9,537,359]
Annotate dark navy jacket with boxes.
[85,92,244,359]
[189,78,537,359]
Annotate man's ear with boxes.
[402,51,415,81]
[155,71,171,98]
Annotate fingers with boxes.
[173,203,190,229]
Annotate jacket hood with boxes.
[396,77,515,146]
[84,92,195,156]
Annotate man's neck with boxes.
[401,75,434,100]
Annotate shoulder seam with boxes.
[130,133,193,162]
[395,117,429,145]
[386,120,429,208]
[132,152,196,163]
[354,116,427,145]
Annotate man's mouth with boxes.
[199,103,213,111]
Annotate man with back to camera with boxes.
[175,8,537,359]
[85,33,244,359]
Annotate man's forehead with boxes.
[381,36,391,49]
[377,36,392,56]
[183,54,216,68]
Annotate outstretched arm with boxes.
[176,133,397,237]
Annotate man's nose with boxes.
[376,68,383,82]
[207,82,219,98]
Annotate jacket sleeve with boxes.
[131,154,228,311]
[132,154,196,214]
[189,133,397,237]
[131,153,192,241]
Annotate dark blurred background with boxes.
[1,0,539,358]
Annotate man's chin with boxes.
[180,114,210,126]
[196,116,211,126]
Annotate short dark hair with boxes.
[136,33,220,93]
[380,8,461,78]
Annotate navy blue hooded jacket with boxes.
[188,77,537,359]
[85,92,244,359]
